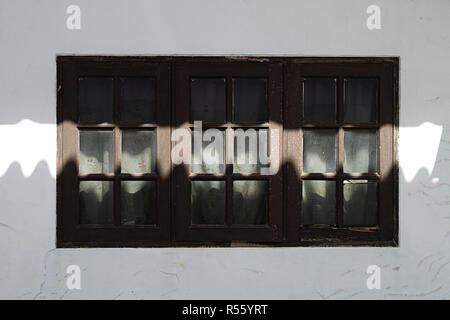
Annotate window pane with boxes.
[233,180,267,225]
[78,77,113,123]
[303,129,336,173]
[191,180,226,225]
[191,130,225,174]
[302,180,336,225]
[343,180,378,226]
[191,78,226,123]
[122,130,155,174]
[234,129,269,174]
[121,180,157,225]
[79,181,113,224]
[344,78,378,123]
[303,78,336,123]
[120,77,156,123]
[233,78,267,123]
[344,129,377,173]
[79,130,113,174]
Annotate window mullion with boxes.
[113,76,121,227]
[337,76,344,228]
[226,73,233,228]
[226,126,233,227]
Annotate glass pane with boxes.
[120,77,156,123]
[191,181,226,225]
[303,78,336,123]
[191,130,225,174]
[233,180,267,225]
[79,181,113,224]
[121,180,157,225]
[234,129,269,174]
[344,129,377,173]
[78,77,113,123]
[79,130,113,174]
[303,129,336,173]
[191,78,226,123]
[233,78,267,123]
[302,180,336,225]
[344,78,378,123]
[344,180,378,226]
[122,130,155,174]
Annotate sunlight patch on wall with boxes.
[0,120,56,178]
[399,122,443,182]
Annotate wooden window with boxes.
[173,62,283,243]
[285,60,398,245]
[58,59,171,245]
[57,57,398,247]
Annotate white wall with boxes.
[0,0,449,299]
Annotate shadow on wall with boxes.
[0,160,55,299]
[0,160,55,234]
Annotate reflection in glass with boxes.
[79,130,113,174]
[122,130,155,174]
[120,77,156,123]
[191,181,226,225]
[191,78,226,123]
[233,78,267,123]
[79,181,113,224]
[303,78,336,123]
[343,180,378,226]
[303,129,336,173]
[302,180,336,225]
[234,129,269,174]
[121,180,157,225]
[344,130,377,173]
[78,77,114,123]
[191,130,225,174]
[233,180,267,224]
[344,78,378,123]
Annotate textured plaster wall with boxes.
[0,0,449,299]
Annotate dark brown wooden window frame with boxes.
[173,62,283,243]
[57,56,398,247]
